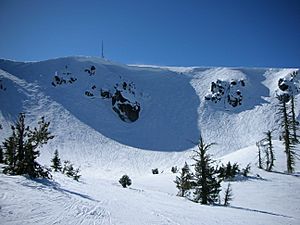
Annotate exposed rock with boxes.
[52,67,77,87]
[205,79,245,108]
[85,65,96,75]
[112,90,140,122]
[0,80,6,91]
[100,89,112,99]
[277,71,299,102]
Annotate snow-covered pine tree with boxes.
[277,94,296,173]
[192,136,221,205]
[223,183,233,206]
[174,162,193,197]
[51,149,62,172]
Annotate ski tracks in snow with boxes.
[0,174,112,225]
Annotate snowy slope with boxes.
[0,57,299,173]
[1,142,299,225]
[1,57,298,156]
[0,56,300,224]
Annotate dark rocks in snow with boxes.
[100,89,112,99]
[152,168,159,174]
[85,91,94,97]
[277,93,291,103]
[112,90,140,122]
[0,80,7,91]
[205,79,245,107]
[51,67,77,87]
[109,80,141,122]
[277,71,299,101]
[85,65,96,76]
[83,77,141,125]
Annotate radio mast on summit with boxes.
[101,40,104,59]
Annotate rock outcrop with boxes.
[205,79,245,107]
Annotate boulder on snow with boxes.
[112,90,140,122]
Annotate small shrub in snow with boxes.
[242,164,251,177]
[171,166,178,173]
[62,160,81,181]
[119,175,132,188]
[217,162,240,180]
[174,162,193,197]
[152,168,159,174]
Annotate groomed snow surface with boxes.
[0,57,300,225]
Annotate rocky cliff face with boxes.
[205,79,245,107]
[277,71,299,102]
[101,81,141,122]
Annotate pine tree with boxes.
[0,146,3,163]
[256,141,263,169]
[223,183,233,206]
[14,113,28,174]
[290,96,299,143]
[2,131,18,173]
[25,116,54,178]
[174,162,193,197]
[264,142,270,171]
[2,113,54,178]
[277,94,296,173]
[263,130,275,171]
[192,136,221,205]
[119,175,132,188]
[51,149,62,172]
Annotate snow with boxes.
[0,56,300,224]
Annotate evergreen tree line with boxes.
[256,92,299,174]
[174,136,248,206]
[0,113,81,181]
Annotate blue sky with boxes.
[0,0,299,67]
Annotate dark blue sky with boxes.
[0,0,299,67]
